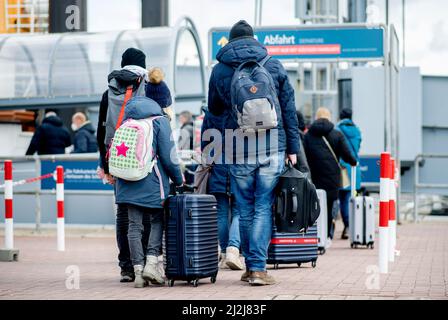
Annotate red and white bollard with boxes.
[389,158,397,262]
[4,160,13,250]
[56,166,65,252]
[379,153,391,274]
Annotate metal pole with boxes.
[413,156,419,223]
[34,156,41,233]
[402,0,406,66]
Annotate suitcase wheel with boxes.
[168,279,175,287]
[311,261,317,268]
[210,276,217,284]
[297,263,301,268]
[274,264,279,270]
[369,243,375,250]
[192,279,199,287]
[319,248,326,255]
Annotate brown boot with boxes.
[240,270,250,282]
[249,271,276,286]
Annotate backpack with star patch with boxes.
[108,116,161,181]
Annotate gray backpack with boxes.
[104,74,146,148]
[230,56,280,131]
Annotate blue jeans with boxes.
[230,152,285,272]
[339,190,350,228]
[213,193,240,253]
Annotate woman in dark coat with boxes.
[304,107,357,246]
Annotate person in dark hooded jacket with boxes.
[96,48,151,283]
[304,107,357,246]
[26,111,71,155]
[208,20,300,286]
[71,112,98,153]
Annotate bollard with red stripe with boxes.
[56,166,65,251]
[389,158,397,262]
[4,160,14,250]
[379,153,391,274]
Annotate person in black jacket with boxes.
[295,110,310,175]
[96,48,151,283]
[304,107,357,247]
[26,111,71,155]
[71,112,98,153]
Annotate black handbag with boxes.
[274,163,320,233]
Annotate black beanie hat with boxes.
[229,20,254,41]
[340,108,353,120]
[121,48,146,69]
[145,81,172,109]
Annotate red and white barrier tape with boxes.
[0,172,54,189]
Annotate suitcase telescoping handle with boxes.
[351,165,357,198]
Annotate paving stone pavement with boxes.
[0,219,447,300]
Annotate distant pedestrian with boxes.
[337,108,362,240]
[177,111,194,151]
[71,112,98,153]
[295,110,310,175]
[26,110,71,155]
[304,107,357,248]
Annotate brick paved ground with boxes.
[0,219,447,300]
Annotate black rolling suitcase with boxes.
[164,192,219,287]
[268,224,319,269]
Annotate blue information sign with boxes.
[359,156,381,184]
[210,26,384,62]
[41,160,112,191]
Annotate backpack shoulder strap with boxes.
[115,85,134,130]
[260,55,271,66]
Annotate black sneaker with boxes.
[120,270,135,283]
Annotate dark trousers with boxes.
[326,190,339,239]
[116,203,151,272]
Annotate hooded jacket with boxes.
[97,66,147,174]
[73,122,98,154]
[26,116,71,155]
[304,118,357,193]
[208,37,299,156]
[114,97,183,209]
[337,118,362,190]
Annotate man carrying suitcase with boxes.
[207,20,299,286]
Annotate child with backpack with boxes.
[110,93,183,288]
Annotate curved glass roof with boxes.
[0,17,206,103]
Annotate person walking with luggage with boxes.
[337,108,362,239]
[303,107,357,248]
[26,110,72,155]
[114,97,183,288]
[208,20,300,286]
[177,111,194,151]
[96,48,151,283]
[71,112,98,153]
[201,108,244,271]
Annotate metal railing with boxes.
[413,154,448,222]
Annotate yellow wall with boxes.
[0,0,6,33]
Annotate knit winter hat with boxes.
[340,108,353,120]
[121,48,146,69]
[145,68,172,108]
[229,20,254,41]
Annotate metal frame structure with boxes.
[413,154,448,223]
[0,16,207,111]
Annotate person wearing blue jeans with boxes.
[207,21,299,285]
[201,108,243,270]
[231,152,285,280]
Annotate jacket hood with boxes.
[43,115,63,127]
[78,121,95,134]
[124,96,163,121]
[216,37,268,68]
[309,118,334,136]
[338,119,360,140]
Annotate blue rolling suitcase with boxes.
[164,193,219,287]
[267,224,319,269]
